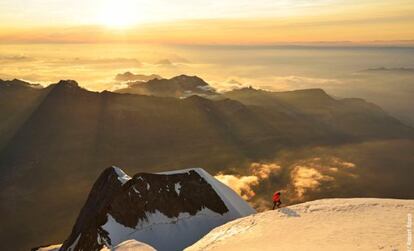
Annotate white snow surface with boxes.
[101,239,156,251]
[102,168,255,251]
[174,182,182,195]
[113,166,132,185]
[186,198,414,251]
[36,245,61,251]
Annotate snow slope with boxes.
[35,244,61,251]
[186,198,414,251]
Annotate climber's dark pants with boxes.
[273,200,281,210]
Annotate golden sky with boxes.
[0,0,414,44]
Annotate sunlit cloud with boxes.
[215,162,281,200]
[214,174,259,200]
[289,157,357,199]
[215,156,359,208]
[291,166,334,199]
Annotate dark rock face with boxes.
[110,170,228,227]
[60,167,228,251]
[60,167,124,251]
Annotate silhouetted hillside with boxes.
[224,87,413,139]
[0,79,47,150]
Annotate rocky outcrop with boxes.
[60,167,124,251]
[59,167,252,251]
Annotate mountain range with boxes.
[0,75,413,250]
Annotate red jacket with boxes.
[273,192,280,202]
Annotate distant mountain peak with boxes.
[290,88,327,94]
[171,74,203,81]
[234,86,260,92]
[56,79,79,87]
[0,78,42,89]
[115,74,218,98]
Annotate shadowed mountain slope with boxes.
[223,87,413,139]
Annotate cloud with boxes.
[108,83,130,92]
[287,157,358,200]
[220,139,414,211]
[156,59,173,65]
[211,77,252,92]
[215,156,360,207]
[210,75,343,93]
[362,67,414,74]
[291,166,334,199]
[214,174,259,200]
[68,57,142,68]
[215,162,281,200]
[250,162,281,179]
[0,55,33,63]
[257,76,343,92]
[114,72,162,82]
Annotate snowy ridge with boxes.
[101,168,256,251]
[56,167,255,251]
[187,198,414,251]
[113,166,132,184]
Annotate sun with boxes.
[99,0,138,28]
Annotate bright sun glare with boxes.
[99,0,139,28]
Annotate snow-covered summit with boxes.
[187,198,414,251]
[58,167,255,251]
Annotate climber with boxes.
[272,191,282,209]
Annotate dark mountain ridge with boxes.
[0,78,42,89]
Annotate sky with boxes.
[0,0,413,124]
[0,0,414,44]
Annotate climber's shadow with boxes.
[279,207,300,217]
